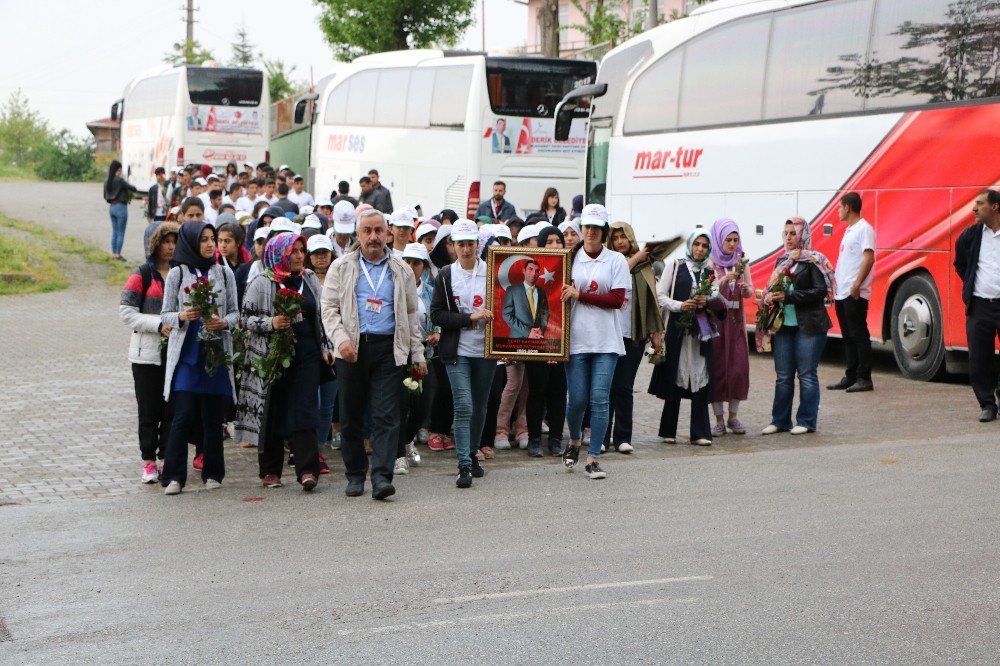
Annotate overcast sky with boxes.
[0,0,526,135]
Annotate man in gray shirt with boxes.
[359,169,393,213]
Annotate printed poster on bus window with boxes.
[485,246,570,362]
[187,105,262,134]
[484,117,586,156]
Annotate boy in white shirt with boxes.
[288,175,314,208]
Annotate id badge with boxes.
[365,298,383,314]
[293,312,304,323]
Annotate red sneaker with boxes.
[262,474,282,488]
[443,436,456,450]
[318,454,330,475]
[427,434,446,452]
[192,454,204,471]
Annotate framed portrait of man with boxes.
[485,245,571,361]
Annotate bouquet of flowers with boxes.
[754,268,794,348]
[183,275,229,376]
[733,252,749,279]
[728,252,750,324]
[252,287,304,382]
[230,322,248,380]
[403,363,425,395]
[674,272,718,341]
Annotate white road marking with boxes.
[337,597,699,638]
[431,575,714,604]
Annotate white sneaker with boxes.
[494,438,512,450]
[583,428,591,444]
[790,425,811,435]
[661,437,676,444]
[417,428,429,444]
[204,479,222,490]
[691,439,712,446]
[406,441,421,466]
[516,437,529,449]
[141,462,159,484]
[163,480,181,496]
[617,442,634,454]
[761,425,780,435]
[600,443,606,453]
[394,456,410,475]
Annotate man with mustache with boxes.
[321,209,427,500]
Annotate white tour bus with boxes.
[312,50,595,218]
[556,0,1000,379]
[113,64,270,189]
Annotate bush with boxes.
[34,131,99,182]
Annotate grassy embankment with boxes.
[0,213,133,296]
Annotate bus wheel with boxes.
[890,274,945,381]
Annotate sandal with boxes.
[727,418,747,435]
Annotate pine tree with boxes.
[230,23,255,68]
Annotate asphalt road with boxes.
[1,182,997,664]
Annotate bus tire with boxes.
[890,273,945,381]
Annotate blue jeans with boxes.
[109,203,128,255]
[445,356,496,469]
[316,379,338,444]
[771,327,827,431]
[566,352,618,458]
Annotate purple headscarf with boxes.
[263,233,305,283]
[709,217,742,268]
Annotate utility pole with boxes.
[646,0,658,31]
[186,0,194,44]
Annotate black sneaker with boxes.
[470,457,486,478]
[527,439,543,457]
[456,468,473,488]
[548,439,563,456]
[585,461,607,480]
[562,444,580,469]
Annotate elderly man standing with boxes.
[322,208,427,499]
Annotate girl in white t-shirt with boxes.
[559,204,630,480]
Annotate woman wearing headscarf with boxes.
[236,233,335,490]
[159,222,240,495]
[558,220,582,248]
[649,229,725,446]
[708,218,755,437]
[603,221,664,453]
[103,159,139,260]
[759,217,837,435]
[120,222,179,484]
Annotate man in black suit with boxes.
[954,189,1000,422]
[502,259,549,339]
[146,166,168,222]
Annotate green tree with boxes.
[263,58,305,102]
[0,89,50,166]
[34,131,99,182]
[164,39,216,66]
[567,0,628,47]
[314,0,475,61]
[229,23,255,67]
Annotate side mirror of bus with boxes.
[295,93,319,125]
[110,100,121,122]
[554,83,607,141]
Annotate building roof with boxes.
[86,118,120,130]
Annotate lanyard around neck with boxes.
[359,255,389,295]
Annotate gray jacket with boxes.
[359,184,393,214]
[160,264,239,401]
[234,270,332,448]
[320,248,425,366]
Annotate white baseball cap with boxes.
[278,164,290,171]
[206,173,220,182]
[302,214,323,230]
[491,224,512,241]
[307,234,334,253]
[194,177,208,186]
[451,220,479,242]
[242,161,254,168]
[332,200,356,234]
[517,223,539,244]
[270,219,299,235]
[401,242,430,262]
[415,224,438,241]
[389,209,415,228]
[315,198,333,208]
[253,227,271,242]
[300,205,315,216]
[580,203,609,227]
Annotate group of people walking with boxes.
[119,166,894,499]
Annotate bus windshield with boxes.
[187,67,263,107]
[486,58,595,119]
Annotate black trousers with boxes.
[834,297,872,382]
[966,298,1000,408]
[524,361,566,443]
[605,338,645,445]
[161,391,224,487]
[482,362,505,447]
[336,336,401,486]
[132,363,172,461]
[429,357,454,434]
[658,386,712,442]
[398,366,424,456]
[259,429,319,482]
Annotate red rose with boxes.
[183,286,191,294]
[708,274,716,283]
